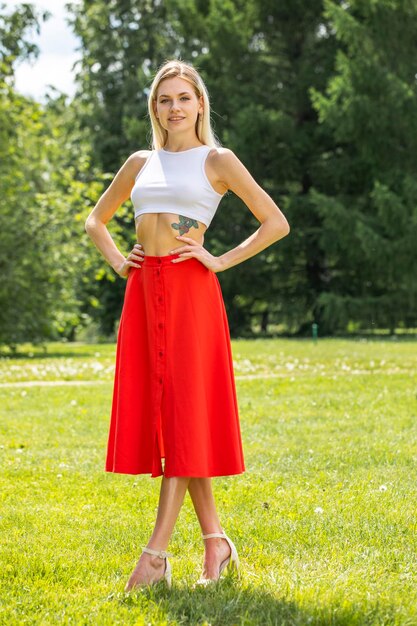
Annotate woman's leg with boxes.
[187,477,232,579]
[125,475,190,589]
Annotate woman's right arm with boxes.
[84,151,147,277]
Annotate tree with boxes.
[309,0,417,333]
[0,3,111,349]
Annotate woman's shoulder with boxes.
[125,149,153,181]
[206,146,239,177]
[128,149,153,166]
[206,145,234,158]
[207,145,240,165]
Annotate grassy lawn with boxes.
[0,338,416,625]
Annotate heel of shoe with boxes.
[223,534,240,575]
[164,557,172,588]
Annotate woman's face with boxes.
[153,76,203,136]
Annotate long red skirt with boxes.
[105,252,246,478]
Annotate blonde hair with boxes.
[147,59,222,150]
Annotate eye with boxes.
[160,97,190,103]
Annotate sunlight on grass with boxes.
[1,339,416,625]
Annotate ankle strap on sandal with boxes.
[202,532,226,539]
[142,546,173,558]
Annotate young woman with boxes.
[85,59,290,591]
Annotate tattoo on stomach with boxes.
[171,215,199,236]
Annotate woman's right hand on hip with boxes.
[116,243,144,278]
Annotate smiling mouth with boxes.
[169,117,185,121]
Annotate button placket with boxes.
[153,260,166,468]
[156,265,165,382]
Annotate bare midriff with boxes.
[135,212,207,256]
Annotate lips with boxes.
[169,117,185,121]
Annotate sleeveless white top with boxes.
[130,145,225,229]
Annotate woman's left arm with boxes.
[169,148,290,272]
[213,148,290,272]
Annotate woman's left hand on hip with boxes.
[169,236,223,273]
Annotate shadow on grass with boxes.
[107,575,380,626]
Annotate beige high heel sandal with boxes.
[124,546,173,591]
[194,531,240,586]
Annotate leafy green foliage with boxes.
[309,0,417,332]
[1,0,416,346]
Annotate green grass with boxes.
[0,339,416,625]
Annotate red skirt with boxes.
[105,252,245,478]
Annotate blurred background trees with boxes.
[1,0,416,349]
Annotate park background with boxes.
[1,1,417,625]
[2,0,417,349]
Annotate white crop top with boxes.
[130,145,225,229]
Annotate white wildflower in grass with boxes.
[1,355,117,383]
[57,474,63,478]
[315,506,324,514]
[233,358,258,374]
[379,484,388,492]
[70,399,77,406]
[21,390,27,396]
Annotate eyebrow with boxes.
[158,91,192,98]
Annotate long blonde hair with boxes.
[147,59,222,150]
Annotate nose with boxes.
[170,100,182,111]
